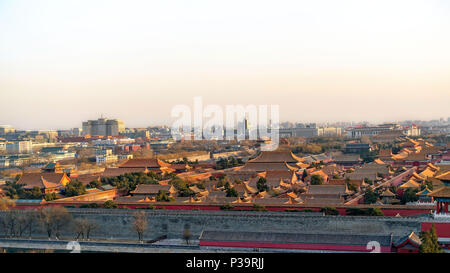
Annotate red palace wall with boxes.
[422,222,450,238]
[200,240,392,253]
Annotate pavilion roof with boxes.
[416,187,432,196]
[118,158,172,168]
[419,167,436,178]
[428,186,450,198]
[393,232,422,248]
[248,150,304,163]
[130,184,175,195]
[237,162,298,172]
[436,171,450,182]
[17,173,67,190]
[399,179,421,189]
[101,167,148,178]
[380,188,396,197]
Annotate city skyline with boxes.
[1,0,450,129]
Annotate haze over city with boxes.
[1,0,450,130]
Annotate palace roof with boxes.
[436,171,450,182]
[248,151,304,163]
[380,188,396,197]
[333,154,362,163]
[118,158,172,168]
[399,179,421,189]
[232,182,258,195]
[237,162,298,172]
[255,191,270,198]
[303,196,344,205]
[378,149,393,157]
[130,184,176,195]
[401,152,429,162]
[308,170,329,182]
[416,187,432,196]
[102,167,148,177]
[419,167,436,178]
[374,159,385,165]
[306,184,350,196]
[428,186,450,198]
[393,232,422,248]
[411,172,425,180]
[426,163,440,171]
[17,173,68,190]
[328,179,365,187]
[73,174,101,185]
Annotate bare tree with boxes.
[52,207,72,240]
[39,207,72,240]
[24,211,38,239]
[85,220,98,240]
[183,226,192,245]
[74,218,98,241]
[1,210,19,237]
[39,207,54,239]
[131,211,148,243]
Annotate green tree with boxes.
[347,182,358,192]
[103,200,118,209]
[64,180,87,197]
[44,192,57,201]
[256,177,268,192]
[28,187,44,199]
[321,207,339,215]
[219,204,235,211]
[87,180,102,189]
[365,208,384,216]
[400,188,419,204]
[301,170,308,181]
[156,190,174,202]
[420,225,443,253]
[226,187,239,197]
[363,188,379,204]
[310,175,324,185]
[252,204,267,211]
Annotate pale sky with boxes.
[1,0,449,130]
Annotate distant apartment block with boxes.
[5,141,33,154]
[279,126,342,138]
[96,154,119,165]
[82,118,125,136]
[346,124,420,138]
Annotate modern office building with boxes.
[82,118,125,136]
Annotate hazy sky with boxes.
[1,0,450,130]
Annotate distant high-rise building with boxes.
[82,118,125,136]
[0,125,15,135]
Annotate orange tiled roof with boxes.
[118,158,172,168]
[102,167,148,177]
[248,150,304,163]
[399,179,421,189]
[436,171,450,181]
[17,173,68,190]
